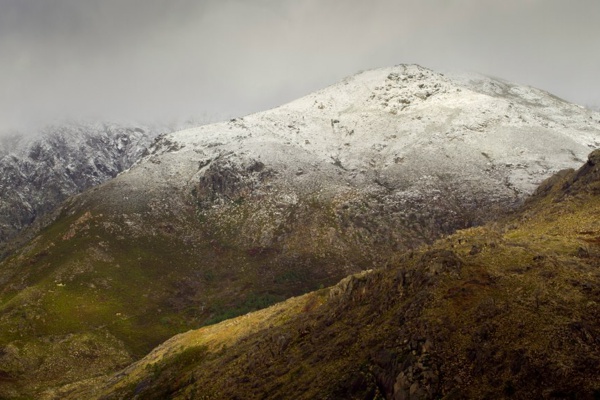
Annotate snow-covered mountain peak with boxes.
[75,65,594,263]
[144,65,597,198]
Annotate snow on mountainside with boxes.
[0,122,166,252]
[3,65,598,256]
[125,64,599,242]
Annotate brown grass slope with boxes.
[58,149,600,400]
[0,145,452,397]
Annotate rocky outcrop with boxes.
[193,157,275,209]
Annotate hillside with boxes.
[0,122,167,258]
[57,149,600,399]
[0,65,599,397]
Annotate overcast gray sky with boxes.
[1,0,599,132]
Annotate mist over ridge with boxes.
[1,0,599,133]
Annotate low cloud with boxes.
[1,0,599,133]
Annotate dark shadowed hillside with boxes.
[55,149,600,400]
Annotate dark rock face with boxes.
[193,158,274,209]
[0,122,164,255]
[587,149,600,166]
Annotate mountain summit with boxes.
[124,64,598,248]
[0,65,599,397]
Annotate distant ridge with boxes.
[0,121,166,256]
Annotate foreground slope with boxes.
[64,149,600,399]
[0,65,599,396]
